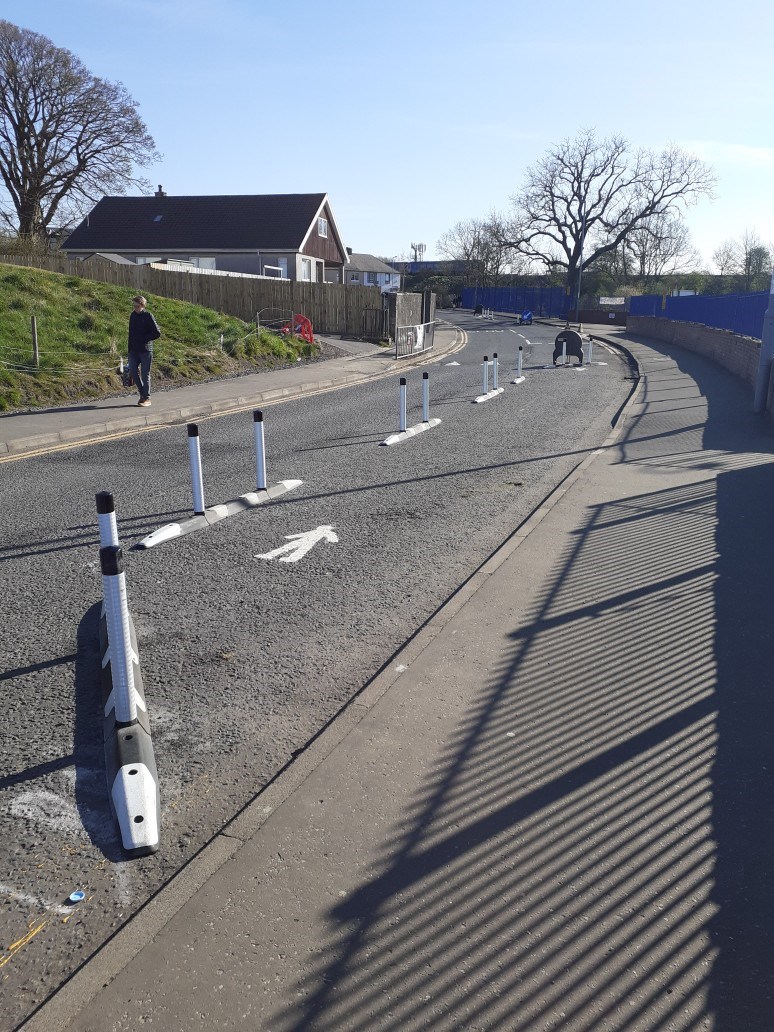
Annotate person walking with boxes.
[127,295,161,407]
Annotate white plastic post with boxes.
[100,547,137,724]
[422,371,429,422]
[517,346,523,378]
[492,353,499,391]
[187,424,206,515]
[95,492,119,549]
[562,338,567,366]
[482,356,490,395]
[253,410,267,491]
[588,339,594,364]
[399,377,407,432]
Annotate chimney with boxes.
[155,185,166,198]
[346,247,352,255]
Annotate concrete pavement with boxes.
[16,326,774,1031]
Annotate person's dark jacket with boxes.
[128,310,161,354]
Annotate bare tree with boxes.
[437,215,517,287]
[712,230,771,290]
[621,214,700,281]
[502,129,715,305]
[711,239,740,276]
[0,20,159,240]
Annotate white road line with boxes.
[0,883,72,916]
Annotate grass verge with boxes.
[0,264,317,411]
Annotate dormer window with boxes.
[317,217,328,238]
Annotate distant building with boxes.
[338,251,401,292]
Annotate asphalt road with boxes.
[0,313,632,1029]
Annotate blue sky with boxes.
[3,0,773,267]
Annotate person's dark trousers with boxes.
[128,351,152,399]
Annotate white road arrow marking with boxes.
[256,525,339,563]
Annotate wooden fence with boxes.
[0,254,385,337]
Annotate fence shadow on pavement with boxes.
[267,342,774,1031]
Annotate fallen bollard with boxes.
[99,545,160,856]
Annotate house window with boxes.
[278,257,288,279]
[349,272,360,283]
[301,258,312,281]
[317,217,328,238]
[365,272,378,285]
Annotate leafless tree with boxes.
[712,230,771,290]
[711,239,740,276]
[0,20,159,240]
[501,129,715,304]
[437,215,518,287]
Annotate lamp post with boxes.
[575,207,586,329]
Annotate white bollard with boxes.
[100,547,137,725]
[588,339,594,364]
[562,338,567,366]
[482,356,490,395]
[422,371,430,422]
[517,346,523,379]
[253,410,267,491]
[187,424,206,515]
[492,353,499,391]
[96,491,119,549]
[399,377,407,432]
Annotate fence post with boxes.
[31,315,39,368]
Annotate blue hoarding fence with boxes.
[630,291,768,340]
[460,286,570,320]
[629,294,663,318]
[664,291,768,340]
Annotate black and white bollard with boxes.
[561,336,567,366]
[492,353,499,391]
[187,424,206,516]
[587,339,594,364]
[482,356,490,395]
[512,345,525,384]
[96,491,119,549]
[137,412,302,548]
[253,409,267,491]
[99,545,160,856]
[382,373,441,445]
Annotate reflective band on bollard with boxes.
[100,546,137,724]
[187,424,206,515]
[96,492,119,549]
[254,410,267,491]
[399,378,407,433]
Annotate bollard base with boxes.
[382,418,441,446]
[510,376,526,384]
[473,387,505,404]
[136,479,303,549]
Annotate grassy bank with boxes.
[0,264,317,411]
